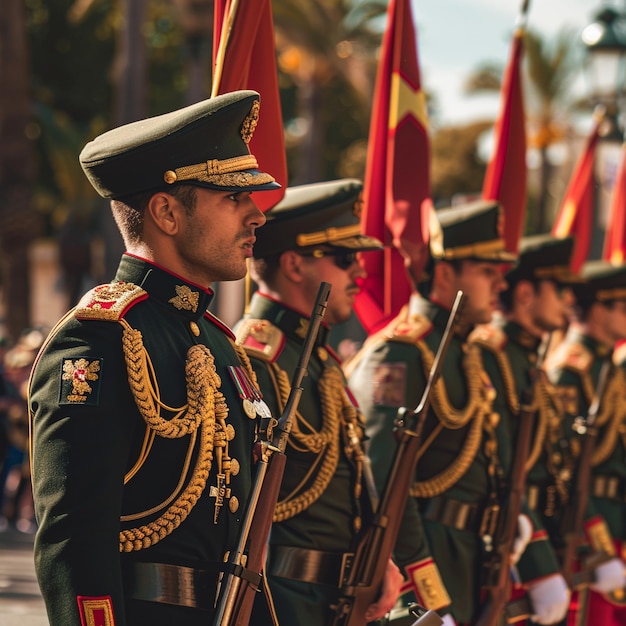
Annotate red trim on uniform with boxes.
[583,515,604,531]
[123,253,214,296]
[77,596,115,626]
[204,310,236,340]
[530,528,548,542]
[255,291,332,331]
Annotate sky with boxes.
[410,0,606,125]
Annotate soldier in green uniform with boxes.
[235,179,404,625]
[28,91,281,626]
[546,260,626,626]
[347,201,572,626]
[470,234,580,624]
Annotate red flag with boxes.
[481,15,527,253]
[552,110,603,273]
[603,142,626,264]
[355,0,431,333]
[212,0,287,211]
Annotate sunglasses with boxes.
[300,250,359,270]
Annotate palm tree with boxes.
[523,28,580,234]
[271,0,384,183]
[465,28,581,235]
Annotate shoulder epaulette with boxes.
[385,311,433,345]
[549,341,593,375]
[74,282,148,321]
[468,324,507,353]
[235,318,285,362]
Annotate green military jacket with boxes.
[29,254,265,626]
[348,295,502,623]
[470,320,564,583]
[236,293,372,626]
[546,327,626,552]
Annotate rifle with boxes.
[212,282,332,626]
[474,335,552,626]
[330,290,465,626]
[560,359,612,589]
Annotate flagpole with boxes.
[211,0,241,98]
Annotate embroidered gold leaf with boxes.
[62,358,100,398]
[169,285,199,312]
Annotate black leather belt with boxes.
[420,495,482,532]
[123,561,222,610]
[267,546,354,587]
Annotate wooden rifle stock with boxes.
[330,291,465,626]
[560,359,612,589]
[212,282,332,626]
[474,335,552,626]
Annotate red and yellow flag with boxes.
[552,109,603,273]
[482,7,528,253]
[603,142,626,265]
[355,0,431,333]
[212,0,287,211]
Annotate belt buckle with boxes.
[339,552,355,586]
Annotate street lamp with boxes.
[581,6,626,135]
[581,5,626,259]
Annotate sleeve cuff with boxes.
[584,516,616,557]
[403,557,451,611]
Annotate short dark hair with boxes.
[418,259,464,298]
[111,185,197,246]
[249,254,282,288]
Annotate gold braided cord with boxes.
[424,341,489,429]
[524,379,553,472]
[409,341,494,497]
[475,340,520,414]
[233,341,259,388]
[591,368,626,467]
[118,321,229,551]
[410,409,487,498]
[273,365,342,521]
[121,429,198,521]
[121,321,208,438]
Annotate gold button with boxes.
[225,424,235,441]
[230,458,240,476]
[353,516,361,533]
[163,170,177,184]
[229,496,239,513]
[189,321,200,336]
[317,347,328,361]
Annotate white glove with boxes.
[510,514,533,565]
[440,614,456,626]
[591,557,626,593]
[527,573,570,625]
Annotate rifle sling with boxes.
[123,560,263,610]
[267,545,354,587]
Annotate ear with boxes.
[514,280,534,307]
[433,261,454,288]
[279,250,306,284]
[146,192,180,236]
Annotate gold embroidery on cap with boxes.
[241,100,260,144]
[62,358,101,402]
[169,285,199,312]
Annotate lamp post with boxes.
[582,6,626,134]
[581,4,626,258]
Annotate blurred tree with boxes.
[272,0,383,183]
[464,28,580,234]
[0,0,41,341]
[430,120,493,204]
[523,28,580,234]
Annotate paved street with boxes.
[0,526,48,625]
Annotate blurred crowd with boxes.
[0,326,47,534]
